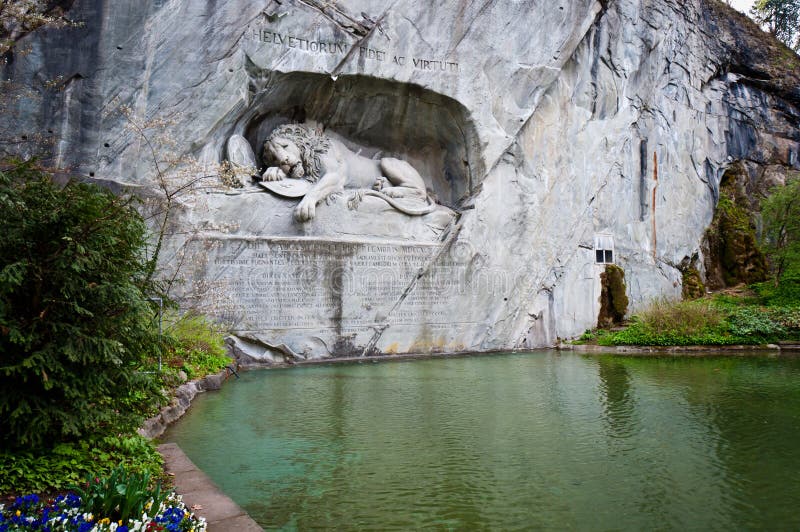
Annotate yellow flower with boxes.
[118,520,123,526]
[15,510,20,517]
[100,517,110,525]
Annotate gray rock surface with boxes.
[3,0,798,357]
[227,134,257,170]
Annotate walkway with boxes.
[158,443,263,532]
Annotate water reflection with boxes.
[597,358,637,440]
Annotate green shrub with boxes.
[598,295,800,346]
[572,328,615,345]
[0,434,163,494]
[727,307,786,340]
[761,175,800,287]
[598,298,740,346]
[163,312,230,380]
[598,326,743,346]
[0,161,164,449]
[754,275,800,307]
[769,307,800,333]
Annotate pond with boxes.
[163,351,800,530]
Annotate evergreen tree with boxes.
[751,0,800,51]
[0,161,163,449]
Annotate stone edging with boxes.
[158,443,262,531]
[139,370,232,439]
[561,343,800,354]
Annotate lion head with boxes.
[262,124,331,182]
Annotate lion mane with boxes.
[265,124,331,183]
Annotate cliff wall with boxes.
[2,0,798,357]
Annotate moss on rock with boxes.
[598,264,629,328]
[704,162,768,290]
[681,266,706,300]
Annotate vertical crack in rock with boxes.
[328,3,396,78]
[639,138,649,221]
[360,217,464,356]
[480,0,609,176]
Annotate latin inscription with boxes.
[357,45,460,73]
[202,239,476,331]
[249,28,348,54]
[247,27,460,74]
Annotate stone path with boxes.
[158,443,263,532]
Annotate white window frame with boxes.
[594,234,615,264]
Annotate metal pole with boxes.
[148,297,163,372]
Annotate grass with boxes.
[578,287,800,347]
[162,311,232,380]
[635,299,723,336]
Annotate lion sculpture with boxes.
[260,124,437,222]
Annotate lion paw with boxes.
[262,167,287,182]
[372,177,389,191]
[294,198,316,222]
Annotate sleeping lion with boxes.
[260,124,437,222]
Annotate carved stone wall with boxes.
[2,0,798,358]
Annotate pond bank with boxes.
[564,342,800,355]
[140,369,234,439]
[158,443,262,532]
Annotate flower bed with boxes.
[0,492,205,532]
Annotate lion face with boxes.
[264,137,305,178]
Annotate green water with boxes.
[163,352,800,530]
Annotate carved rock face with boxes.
[2,0,799,356]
